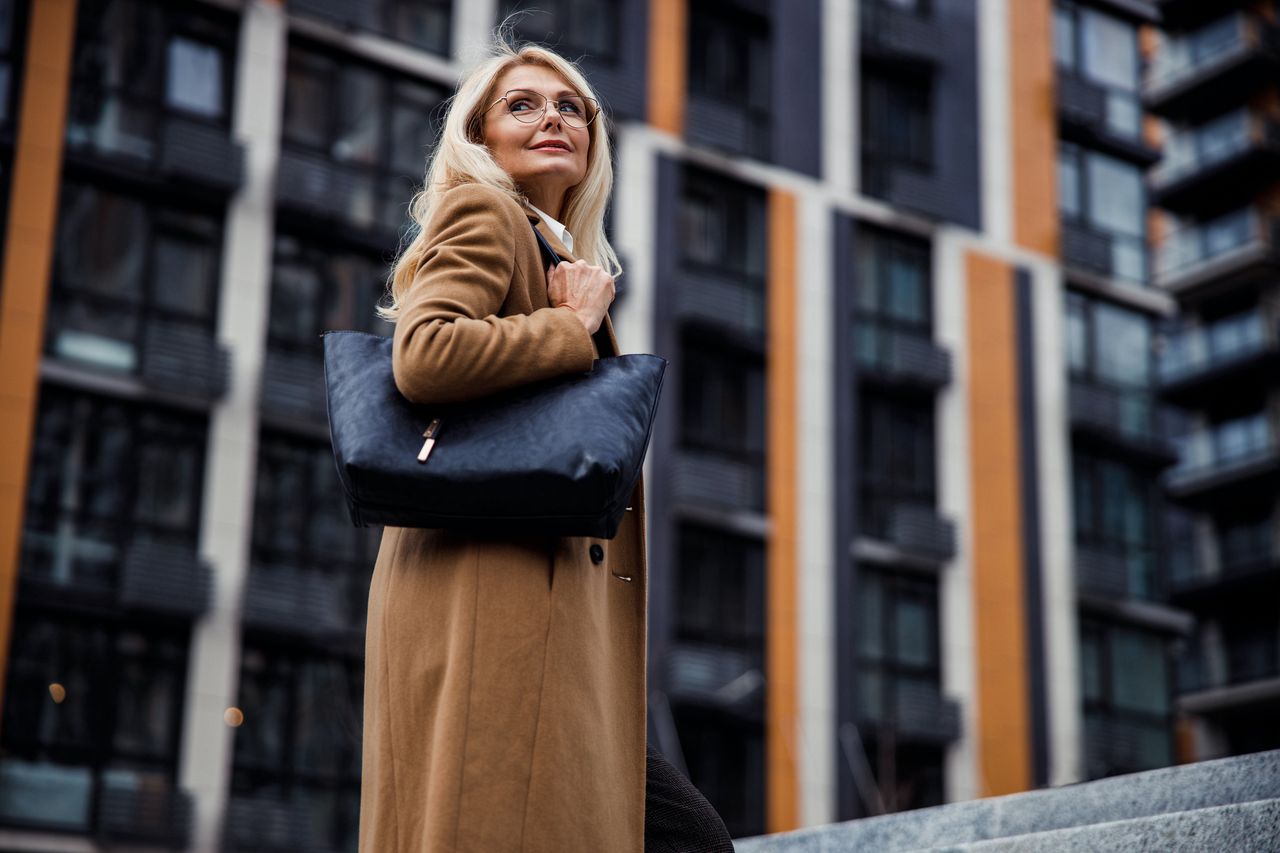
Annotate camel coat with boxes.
[358,182,649,852]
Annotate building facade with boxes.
[0,0,1270,851]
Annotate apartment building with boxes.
[0,1,1268,851]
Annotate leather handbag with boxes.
[322,223,667,539]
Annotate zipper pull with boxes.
[417,418,442,463]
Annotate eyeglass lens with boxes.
[503,90,597,127]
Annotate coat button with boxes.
[589,544,605,564]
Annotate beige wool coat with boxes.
[358,182,649,852]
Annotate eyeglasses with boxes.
[486,89,600,129]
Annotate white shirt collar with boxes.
[527,203,575,255]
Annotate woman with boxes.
[359,41,734,853]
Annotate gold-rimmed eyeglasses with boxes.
[486,89,600,129]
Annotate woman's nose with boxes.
[541,108,563,131]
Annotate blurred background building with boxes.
[0,0,1275,850]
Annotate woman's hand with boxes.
[547,260,615,335]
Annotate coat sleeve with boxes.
[391,183,596,404]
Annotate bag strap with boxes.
[531,221,613,358]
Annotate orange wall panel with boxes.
[965,250,1033,796]
[766,188,799,832]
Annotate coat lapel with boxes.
[524,205,619,358]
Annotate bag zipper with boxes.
[417,417,443,463]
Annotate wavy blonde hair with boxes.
[377,39,621,321]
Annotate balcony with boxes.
[119,538,213,619]
[1158,309,1280,406]
[858,679,962,745]
[1068,379,1179,465]
[1177,631,1280,715]
[670,447,766,515]
[275,148,403,241]
[1170,522,1280,599]
[1076,542,1163,604]
[65,103,245,195]
[664,642,764,716]
[1056,70,1158,165]
[261,348,328,431]
[1061,220,1147,287]
[98,776,194,849]
[1154,206,1280,298]
[854,319,952,391]
[1150,109,1280,214]
[224,793,334,852]
[1165,414,1280,503]
[1144,12,1280,121]
[140,320,231,402]
[860,502,957,565]
[673,267,767,343]
[859,1,946,66]
[242,564,366,644]
[1083,714,1172,779]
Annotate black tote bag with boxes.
[321,224,666,539]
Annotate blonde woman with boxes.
[360,40,733,853]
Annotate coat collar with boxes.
[521,200,577,262]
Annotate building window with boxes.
[680,335,766,459]
[857,569,945,812]
[229,646,363,852]
[859,393,936,541]
[1054,2,1141,138]
[1067,292,1155,414]
[861,68,933,188]
[1072,450,1160,599]
[46,183,221,375]
[671,705,765,838]
[675,524,766,648]
[291,0,451,55]
[251,434,380,633]
[1058,142,1148,285]
[854,225,932,371]
[687,1,771,115]
[280,43,448,234]
[501,0,620,60]
[268,234,389,358]
[0,613,189,836]
[679,167,767,279]
[66,0,235,162]
[1080,618,1173,778]
[21,388,206,594]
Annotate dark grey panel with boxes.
[833,212,863,820]
[1015,268,1050,789]
[647,155,684,737]
[225,794,316,851]
[670,449,765,513]
[242,564,362,638]
[685,92,767,160]
[885,503,957,563]
[1062,221,1115,279]
[585,0,648,120]
[772,0,822,177]
[891,682,962,744]
[869,0,982,229]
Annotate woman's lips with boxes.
[531,143,571,152]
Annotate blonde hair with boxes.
[377,38,621,321]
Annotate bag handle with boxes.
[531,221,613,358]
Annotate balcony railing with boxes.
[242,564,367,640]
[1056,68,1145,146]
[1165,412,1280,496]
[854,318,952,389]
[859,501,956,563]
[670,447,766,514]
[1159,309,1278,388]
[119,537,214,618]
[1076,542,1164,603]
[664,642,764,712]
[859,1,946,65]
[1068,378,1176,461]
[674,266,767,340]
[1154,206,1280,293]
[1145,12,1280,114]
[1151,109,1280,210]
[858,678,961,745]
[1171,520,1280,592]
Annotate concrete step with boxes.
[734,749,1280,852]
[934,797,1280,852]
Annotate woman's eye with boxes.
[510,99,535,112]
[559,101,583,115]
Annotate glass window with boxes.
[1080,8,1137,92]
[20,389,206,593]
[1058,147,1081,217]
[165,35,224,118]
[678,168,768,278]
[0,615,188,835]
[680,335,766,463]
[860,393,936,539]
[502,0,621,60]
[48,183,222,374]
[268,234,388,357]
[676,524,766,647]
[688,1,771,113]
[1053,4,1076,69]
[862,70,932,171]
[1110,628,1169,715]
[1086,152,1144,238]
[856,226,931,332]
[1093,301,1150,387]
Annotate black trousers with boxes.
[644,743,735,853]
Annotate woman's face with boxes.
[481,64,591,214]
